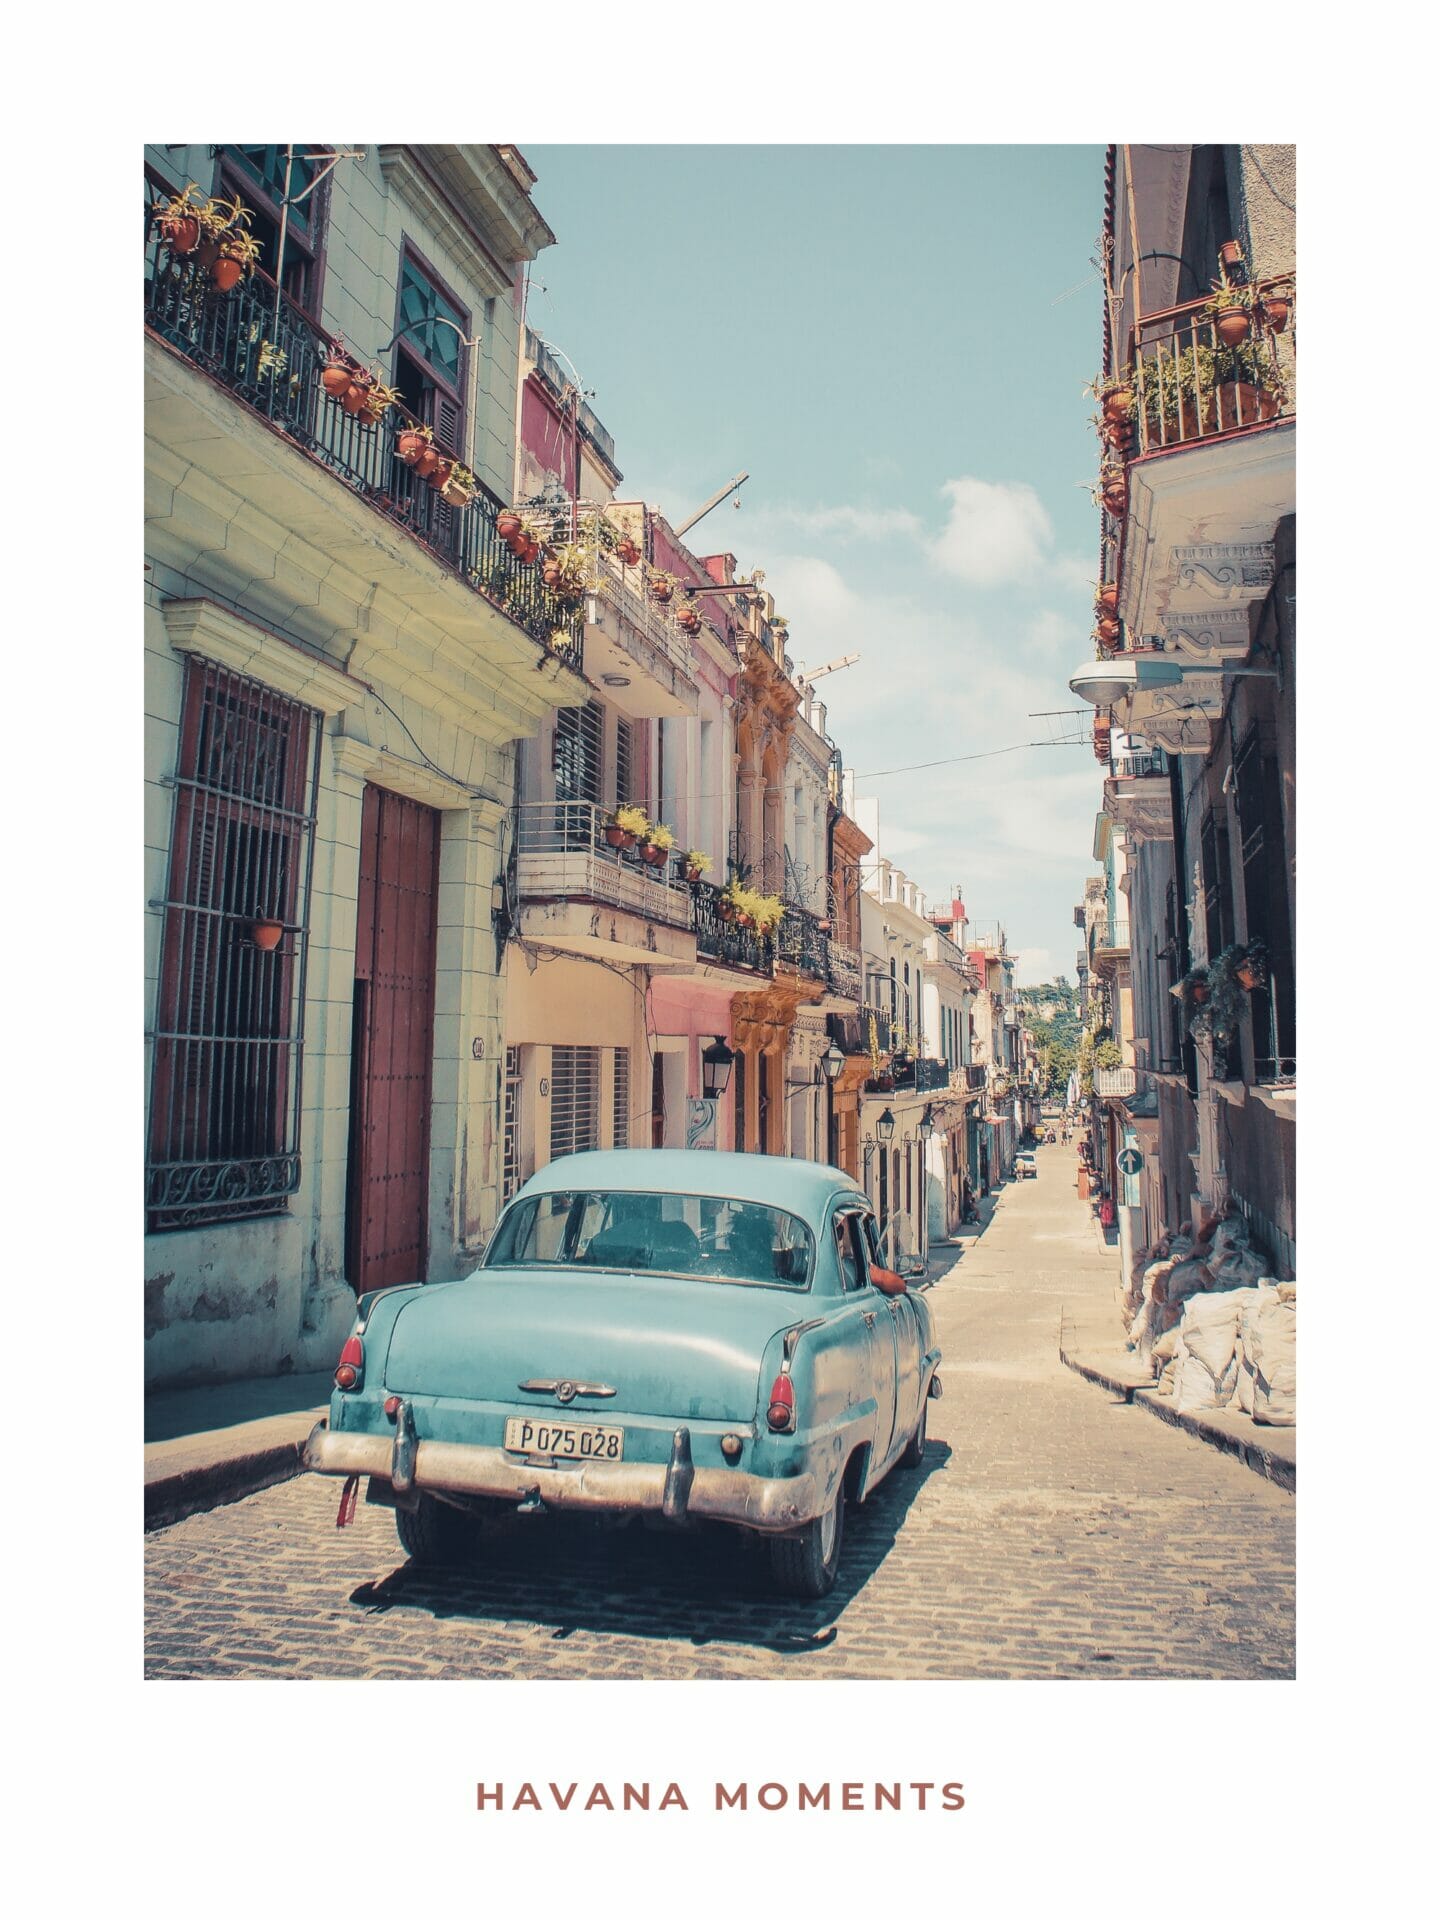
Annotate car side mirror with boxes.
[869,1264,907,1297]
[898,1256,926,1281]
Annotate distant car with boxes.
[305,1150,942,1598]
[1016,1152,1038,1178]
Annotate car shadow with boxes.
[347,1440,953,1656]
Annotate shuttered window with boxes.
[146,660,321,1230]
[615,718,633,808]
[553,699,604,806]
[550,1046,600,1162]
[613,1048,631,1148]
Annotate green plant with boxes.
[681,848,713,876]
[1094,1039,1124,1070]
[1191,948,1250,1045]
[613,804,650,837]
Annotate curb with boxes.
[1059,1348,1296,1494]
[144,1438,310,1533]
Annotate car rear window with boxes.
[484,1191,814,1287]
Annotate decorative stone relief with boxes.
[1172,541,1275,599]
[1161,606,1254,660]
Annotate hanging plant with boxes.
[151,183,209,255]
[681,848,712,884]
[397,422,435,467]
[616,534,642,567]
[1191,947,1251,1044]
[210,225,261,293]
[1096,615,1122,645]
[1261,292,1291,334]
[1235,938,1269,993]
[1096,582,1119,618]
[497,509,524,543]
[440,461,478,508]
[1209,281,1254,347]
[677,605,702,635]
[648,570,677,605]
[606,804,650,849]
[639,822,675,867]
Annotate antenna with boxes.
[675,473,749,538]
[795,652,861,686]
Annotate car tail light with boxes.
[766,1374,796,1433]
[334,1334,364,1391]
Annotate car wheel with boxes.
[395,1494,473,1566]
[769,1483,845,1598]
[900,1398,928,1470]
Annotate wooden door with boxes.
[346,785,440,1293]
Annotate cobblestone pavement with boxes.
[145,1141,1295,1679]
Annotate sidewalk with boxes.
[1057,1259,1296,1494]
[144,1370,331,1532]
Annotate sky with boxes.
[524,145,1107,986]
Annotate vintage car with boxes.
[305,1149,942,1597]
[1016,1152,1037,1178]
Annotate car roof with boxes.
[517,1149,867,1219]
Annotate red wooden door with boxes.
[347,785,441,1293]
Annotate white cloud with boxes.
[777,504,925,543]
[1014,948,1057,987]
[929,477,1054,588]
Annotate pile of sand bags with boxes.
[1125,1213,1296,1425]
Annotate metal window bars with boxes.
[145,661,321,1230]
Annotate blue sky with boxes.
[525,145,1107,984]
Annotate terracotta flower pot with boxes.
[617,539,641,566]
[430,460,453,491]
[1096,616,1121,643]
[521,536,541,563]
[717,899,737,923]
[496,511,523,542]
[196,235,221,271]
[211,257,244,293]
[736,910,755,929]
[1262,297,1290,333]
[341,381,372,415]
[651,581,673,604]
[1101,483,1127,517]
[640,842,669,867]
[542,562,564,589]
[1219,241,1244,269]
[321,363,353,400]
[1103,387,1133,423]
[1236,964,1264,992]
[410,447,438,480]
[1096,584,1119,617]
[251,918,284,952]
[684,864,704,884]
[162,212,201,255]
[397,429,430,465]
[1215,307,1251,346]
[603,824,633,849]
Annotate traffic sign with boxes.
[1117,1146,1143,1176]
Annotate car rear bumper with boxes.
[304,1418,824,1532]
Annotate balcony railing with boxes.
[1255,1055,1297,1089]
[1093,919,1131,953]
[692,879,773,976]
[826,938,862,1001]
[1113,747,1168,780]
[514,802,693,929]
[1126,276,1294,458]
[777,901,829,978]
[1092,1066,1138,1099]
[144,230,583,673]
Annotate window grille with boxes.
[550,1046,599,1162]
[615,719,633,809]
[146,659,321,1230]
[613,1047,631,1149]
[554,699,603,805]
[503,1045,522,1202]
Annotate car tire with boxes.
[395,1494,472,1566]
[900,1398,928,1470]
[769,1483,845,1598]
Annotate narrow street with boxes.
[144,1142,1294,1680]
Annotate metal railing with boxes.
[1255,1055,1297,1088]
[826,939,862,1000]
[692,879,773,976]
[513,802,694,929]
[144,229,584,672]
[1113,747,1168,780]
[1092,1066,1137,1099]
[1127,276,1294,456]
[1094,919,1131,953]
[777,901,829,979]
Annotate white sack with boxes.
[1239,1286,1297,1427]
[1170,1291,1243,1409]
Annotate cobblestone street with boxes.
[144,1141,1295,1680]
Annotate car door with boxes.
[831,1206,895,1471]
[859,1212,924,1463]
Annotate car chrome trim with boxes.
[303,1421,824,1533]
[517,1379,618,1401]
[780,1317,827,1368]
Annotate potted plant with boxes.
[251,918,285,951]
[749,892,786,937]
[397,422,434,466]
[639,822,675,868]
[211,227,261,293]
[1095,582,1119,618]
[649,570,677,605]
[1097,466,1128,517]
[1096,615,1122,645]
[151,184,209,255]
[1209,281,1253,347]
[606,804,650,850]
[616,534,642,566]
[356,379,399,429]
[677,605,702,635]
[541,543,592,600]
[1235,939,1269,993]
[1260,290,1291,333]
[1086,370,1136,424]
[681,848,713,885]
[718,875,748,923]
[497,509,524,543]
[440,461,478,508]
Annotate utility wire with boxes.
[853,740,1081,780]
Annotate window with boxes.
[735,1050,747,1153]
[216,145,327,316]
[1235,728,1296,1065]
[549,1046,599,1162]
[554,698,603,806]
[147,660,321,1230]
[613,1047,631,1149]
[834,1211,863,1290]
[502,1045,522,1203]
[392,250,469,456]
[615,718,633,810]
[485,1190,814,1287]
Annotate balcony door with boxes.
[346,785,440,1294]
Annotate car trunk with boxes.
[382,1269,806,1424]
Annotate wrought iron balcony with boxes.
[692,879,774,976]
[514,803,693,929]
[144,229,583,672]
[1113,747,1167,780]
[777,901,829,979]
[826,938,862,1001]
[1255,1055,1296,1089]
[1126,276,1295,457]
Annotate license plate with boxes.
[503,1416,624,1462]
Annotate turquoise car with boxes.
[305,1149,942,1597]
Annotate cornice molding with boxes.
[161,599,367,715]
[377,147,514,300]
[330,733,483,810]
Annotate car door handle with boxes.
[862,1311,877,1327]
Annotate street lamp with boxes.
[701,1037,735,1100]
[917,1103,935,1144]
[876,1107,896,1143]
[820,1039,845,1169]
